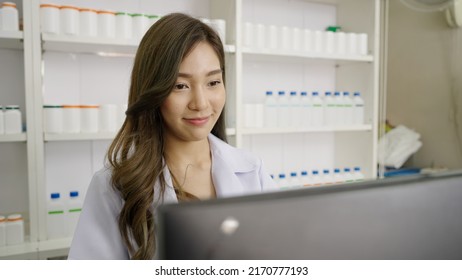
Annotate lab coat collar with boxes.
[156,134,258,202]
[208,134,255,173]
[208,134,257,197]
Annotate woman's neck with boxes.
[164,136,215,200]
[164,136,211,168]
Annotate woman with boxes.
[68,13,277,260]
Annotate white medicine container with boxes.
[6,214,24,246]
[4,105,22,134]
[0,2,19,31]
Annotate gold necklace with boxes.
[169,163,192,190]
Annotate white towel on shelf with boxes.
[378,125,423,169]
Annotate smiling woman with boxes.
[162,42,226,200]
[67,12,277,260]
[161,42,226,144]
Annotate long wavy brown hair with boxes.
[107,13,227,259]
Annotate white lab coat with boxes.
[68,134,277,259]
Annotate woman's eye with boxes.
[209,80,222,87]
[174,83,189,90]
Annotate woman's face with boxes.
[161,41,225,142]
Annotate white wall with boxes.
[386,1,462,169]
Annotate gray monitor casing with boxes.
[158,170,462,259]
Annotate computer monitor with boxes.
[157,170,462,259]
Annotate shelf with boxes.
[0,133,27,142]
[42,34,138,55]
[242,48,373,63]
[240,124,372,135]
[0,31,23,50]
[0,238,37,258]
[0,237,72,259]
[37,237,72,253]
[44,132,116,142]
[42,33,236,55]
[44,128,236,142]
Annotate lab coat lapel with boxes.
[209,134,256,198]
[152,165,178,210]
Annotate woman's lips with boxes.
[184,116,210,126]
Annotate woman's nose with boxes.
[188,86,208,110]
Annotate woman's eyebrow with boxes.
[178,69,222,78]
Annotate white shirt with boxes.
[68,134,277,259]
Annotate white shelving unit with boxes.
[0,133,27,142]
[237,0,380,180]
[43,132,117,142]
[0,31,23,49]
[0,0,381,259]
[242,47,374,62]
[0,0,39,260]
[42,34,139,55]
[240,125,373,135]
[43,128,236,142]
[42,34,237,55]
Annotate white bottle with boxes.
[0,2,19,31]
[303,29,313,52]
[99,104,118,132]
[6,214,24,245]
[4,105,22,134]
[333,91,343,126]
[336,32,346,54]
[289,91,302,127]
[300,170,310,187]
[264,91,278,128]
[0,215,6,247]
[325,31,335,54]
[289,172,301,188]
[0,105,4,134]
[281,26,292,51]
[243,22,254,48]
[80,105,99,133]
[60,5,80,36]
[323,91,335,126]
[278,173,290,189]
[311,92,324,126]
[292,27,301,52]
[300,91,312,127]
[68,191,82,237]
[332,168,344,184]
[79,8,98,37]
[97,10,116,38]
[343,91,354,126]
[353,92,365,125]
[313,30,324,53]
[267,24,278,50]
[47,193,68,239]
[346,33,358,55]
[358,33,368,56]
[321,169,332,185]
[311,170,322,186]
[353,167,365,182]
[343,167,355,183]
[132,13,149,41]
[43,105,63,134]
[255,23,265,50]
[277,91,290,127]
[115,12,133,40]
[40,4,61,34]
